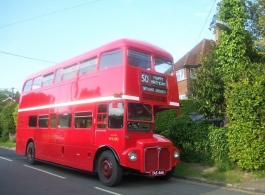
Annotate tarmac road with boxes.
[0,147,262,195]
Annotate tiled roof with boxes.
[174,39,213,70]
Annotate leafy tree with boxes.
[0,114,2,139]
[190,43,225,118]
[217,0,265,170]
[0,89,20,113]
[226,63,265,170]
[0,103,17,142]
[13,104,18,128]
[246,0,265,56]
[191,0,265,170]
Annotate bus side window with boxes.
[58,114,72,128]
[99,49,123,69]
[79,57,97,75]
[38,115,49,128]
[97,104,107,128]
[23,80,32,92]
[62,64,77,81]
[74,112,92,128]
[55,69,62,83]
[50,114,57,128]
[43,72,54,87]
[28,116,37,127]
[32,76,42,90]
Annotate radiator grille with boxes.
[142,93,167,102]
[144,147,171,172]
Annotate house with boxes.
[2,97,15,103]
[174,39,213,99]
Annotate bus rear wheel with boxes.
[27,142,37,165]
[97,150,122,187]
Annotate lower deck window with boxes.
[29,116,37,127]
[74,112,92,128]
[58,114,72,128]
[38,115,49,128]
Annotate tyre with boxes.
[97,150,122,187]
[27,142,37,165]
[155,166,175,180]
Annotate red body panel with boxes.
[16,38,180,174]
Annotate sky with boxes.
[0,0,218,93]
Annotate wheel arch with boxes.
[25,138,34,155]
[93,145,120,173]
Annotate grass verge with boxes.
[174,162,265,184]
[0,140,16,148]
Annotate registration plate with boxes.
[150,170,165,176]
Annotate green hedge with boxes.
[209,126,232,171]
[154,100,197,134]
[226,65,265,170]
[0,103,17,142]
[168,115,214,165]
[155,99,229,167]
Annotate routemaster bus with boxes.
[16,38,180,187]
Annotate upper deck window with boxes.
[79,57,97,75]
[32,76,42,90]
[55,69,62,83]
[23,80,32,92]
[99,49,123,69]
[154,57,173,75]
[43,72,54,87]
[128,50,151,70]
[62,64,77,81]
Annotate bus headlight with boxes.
[128,151,137,162]
[173,151,180,159]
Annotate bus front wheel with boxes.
[27,142,36,165]
[97,150,122,187]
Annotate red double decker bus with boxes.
[16,38,180,186]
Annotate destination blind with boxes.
[140,72,167,95]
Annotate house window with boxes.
[176,69,185,81]
[190,68,196,79]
